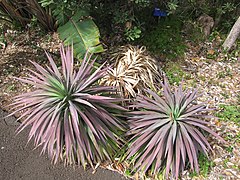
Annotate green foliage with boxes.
[39,0,103,58]
[125,26,141,41]
[199,154,214,177]
[58,11,103,59]
[142,17,186,60]
[90,0,239,45]
[215,2,239,31]
[133,0,150,7]
[175,0,239,32]
[167,0,179,15]
[220,2,236,14]
[190,153,214,177]
[183,20,205,44]
[226,145,234,153]
[226,132,240,143]
[39,0,87,25]
[92,0,150,44]
[112,8,140,40]
[216,67,232,78]
[164,61,188,85]
[216,105,240,125]
[113,10,132,25]
[95,0,240,44]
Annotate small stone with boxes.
[1,147,4,149]
[223,170,233,176]
[226,162,235,166]
[224,169,238,177]
[213,158,222,163]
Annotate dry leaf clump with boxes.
[101,45,164,98]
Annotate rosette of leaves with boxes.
[100,45,163,98]
[10,46,126,169]
[126,78,225,179]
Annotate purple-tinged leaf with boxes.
[10,45,126,169]
[186,121,226,143]
[126,79,225,179]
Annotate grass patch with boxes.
[163,61,189,85]
[225,132,240,143]
[216,104,240,125]
[189,153,214,178]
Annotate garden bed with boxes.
[0,30,239,179]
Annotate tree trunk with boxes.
[222,16,240,51]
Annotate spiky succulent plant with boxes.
[100,45,163,98]
[126,78,225,179]
[10,46,126,168]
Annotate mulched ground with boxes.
[181,39,240,179]
[0,30,239,179]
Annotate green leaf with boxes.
[58,11,104,59]
[39,0,54,7]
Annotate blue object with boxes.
[153,8,167,17]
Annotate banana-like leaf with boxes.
[58,11,104,59]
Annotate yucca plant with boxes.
[100,45,163,98]
[126,78,225,179]
[9,46,126,169]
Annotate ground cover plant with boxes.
[9,46,126,168]
[189,153,214,178]
[216,104,240,125]
[126,78,225,179]
[163,61,190,85]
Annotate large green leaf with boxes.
[58,10,104,59]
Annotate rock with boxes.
[226,162,235,166]
[198,14,214,37]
